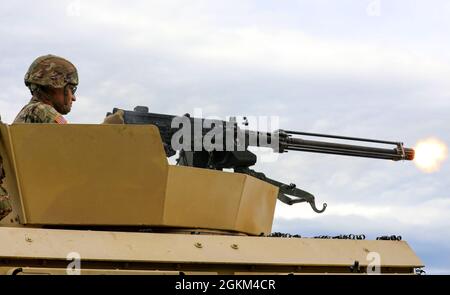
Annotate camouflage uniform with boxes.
[14,97,68,124]
[0,117,12,220]
[2,55,78,219]
[0,154,12,220]
[14,54,78,124]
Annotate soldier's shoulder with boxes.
[14,100,61,123]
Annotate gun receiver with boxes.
[108,106,414,214]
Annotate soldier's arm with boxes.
[17,103,67,124]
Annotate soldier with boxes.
[14,54,78,124]
[2,55,123,220]
[15,54,124,124]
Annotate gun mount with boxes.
[108,106,414,213]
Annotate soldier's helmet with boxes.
[24,54,78,89]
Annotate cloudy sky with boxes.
[1,0,449,274]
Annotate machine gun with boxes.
[107,106,415,214]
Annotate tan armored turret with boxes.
[0,123,423,274]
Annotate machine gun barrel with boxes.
[112,106,414,162]
[109,106,414,212]
[277,131,414,161]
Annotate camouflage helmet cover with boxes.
[24,54,78,89]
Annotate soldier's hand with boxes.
[103,109,125,124]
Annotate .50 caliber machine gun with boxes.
[108,106,414,213]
